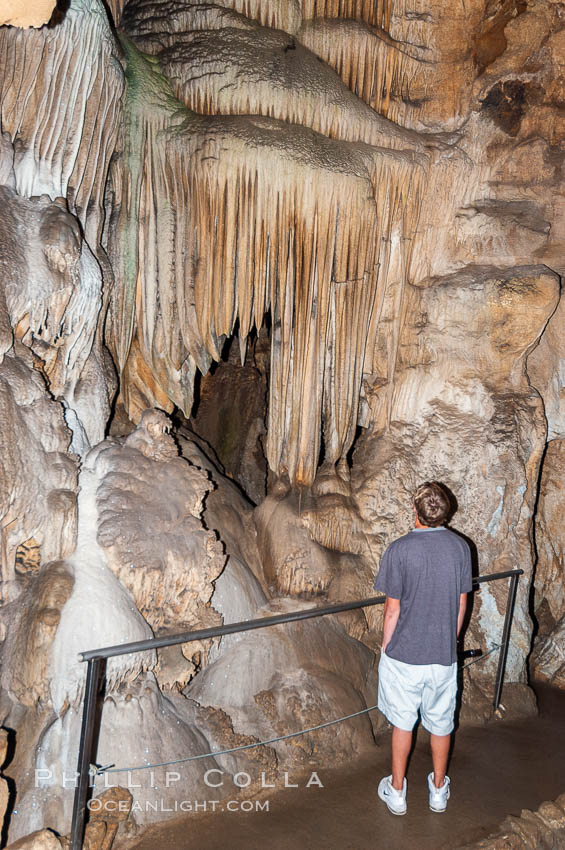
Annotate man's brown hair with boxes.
[414,481,451,527]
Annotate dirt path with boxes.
[126,686,565,850]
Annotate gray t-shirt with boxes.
[373,527,473,666]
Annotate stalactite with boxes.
[122,0,302,37]
[106,0,127,26]
[203,0,302,34]
[123,16,428,154]
[109,38,427,486]
[124,0,427,39]
[299,19,428,124]
[0,0,124,247]
[300,0,390,31]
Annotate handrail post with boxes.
[69,658,104,850]
[493,572,519,711]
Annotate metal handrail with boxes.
[69,567,523,849]
[79,595,387,662]
[78,568,522,663]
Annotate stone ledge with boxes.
[459,792,565,849]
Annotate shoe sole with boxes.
[429,795,449,813]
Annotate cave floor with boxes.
[126,684,565,850]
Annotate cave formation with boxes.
[0,0,564,845]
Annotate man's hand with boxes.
[382,596,401,652]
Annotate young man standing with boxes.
[373,481,473,815]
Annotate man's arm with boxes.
[382,596,401,652]
[457,592,467,638]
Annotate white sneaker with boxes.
[378,775,407,815]
[428,772,450,812]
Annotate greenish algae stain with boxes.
[115,34,193,373]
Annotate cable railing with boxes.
[69,567,522,849]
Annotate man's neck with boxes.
[414,516,431,529]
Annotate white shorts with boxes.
[378,651,458,736]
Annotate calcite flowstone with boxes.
[25,673,227,838]
[47,410,225,715]
[0,0,123,457]
[254,488,379,650]
[0,183,107,454]
[106,9,432,489]
[4,411,231,841]
[3,561,74,708]
[185,599,381,776]
[95,411,226,635]
[0,342,78,601]
[0,0,124,247]
[255,492,340,597]
[350,265,559,707]
[101,0,565,509]
[179,433,266,588]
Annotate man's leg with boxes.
[430,733,451,787]
[392,726,413,790]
